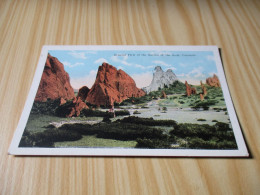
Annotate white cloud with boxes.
[68,51,87,59]
[187,66,205,78]
[131,72,153,88]
[134,64,146,69]
[152,60,171,67]
[70,70,97,89]
[176,73,185,77]
[146,65,155,69]
[178,67,206,85]
[206,55,215,61]
[152,61,177,71]
[111,56,131,66]
[179,63,188,67]
[168,66,177,71]
[63,61,84,68]
[111,56,153,70]
[95,58,108,64]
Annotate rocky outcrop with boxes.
[60,97,66,105]
[200,94,204,101]
[77,86,90,101]
[161,91,167,99]
[200,81,207,96]
[67,97,88,117]
[206,74,221,87]
[86,63,145,106]
[199,81,207,101]
[143,66,178,93]
[185,81,196,96]
[35,53,75,102]
[56,97,88,117]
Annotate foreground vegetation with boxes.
[20,115,237,150]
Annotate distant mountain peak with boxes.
[154,66,163,72]
[143,66,178,93]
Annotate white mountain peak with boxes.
[143,66,178,93]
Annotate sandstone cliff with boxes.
[206,74,221,87]
[77,86,90,101]
[86,63,145,106]
[185,81,196,96]
[35,53,75,102]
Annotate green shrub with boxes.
[190,100,218,110]
[118,116,177,127]
[102,116,111,123]
[162,107,167,111]
[19,129,82,147]
[55,100,74,117]
[115,110,130,116]
[81,109,113,118]
[136,138,171,148]
[170,122,237,149]
[31,99,60,115]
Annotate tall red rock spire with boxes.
[35,54,75,102]
[206,74,221,87]
[86,63,145,106]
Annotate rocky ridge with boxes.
[185,81,197,96]
[206,74,221,87]
[143,66,178,93]
[86,63,145,106]
[35,53,75,102]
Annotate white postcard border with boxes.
[9,45,249,157]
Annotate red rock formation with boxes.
[185,81,196,96]
[206,74,221,87]
[86,63,145,106]
[60,97,66,105]
[77,86,90,101]
[200,81,207,96]
[35,53,75,102]
[200,94,204,101]
[185,81,191,96]
[191,87,197,95]
[161,91,167,99]
[67,97,88,117]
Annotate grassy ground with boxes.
[25,114,103,132]
[54,135,137,148]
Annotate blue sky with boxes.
[48,50,217,89]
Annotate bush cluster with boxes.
[81,109,130,118]
[118,116,177,127]
[19,129,82,147]
[31,99,60,115]
[190,100,218,110]
[136,138,172,148]
[170,122,237,149]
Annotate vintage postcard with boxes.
[9,45,248,157]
